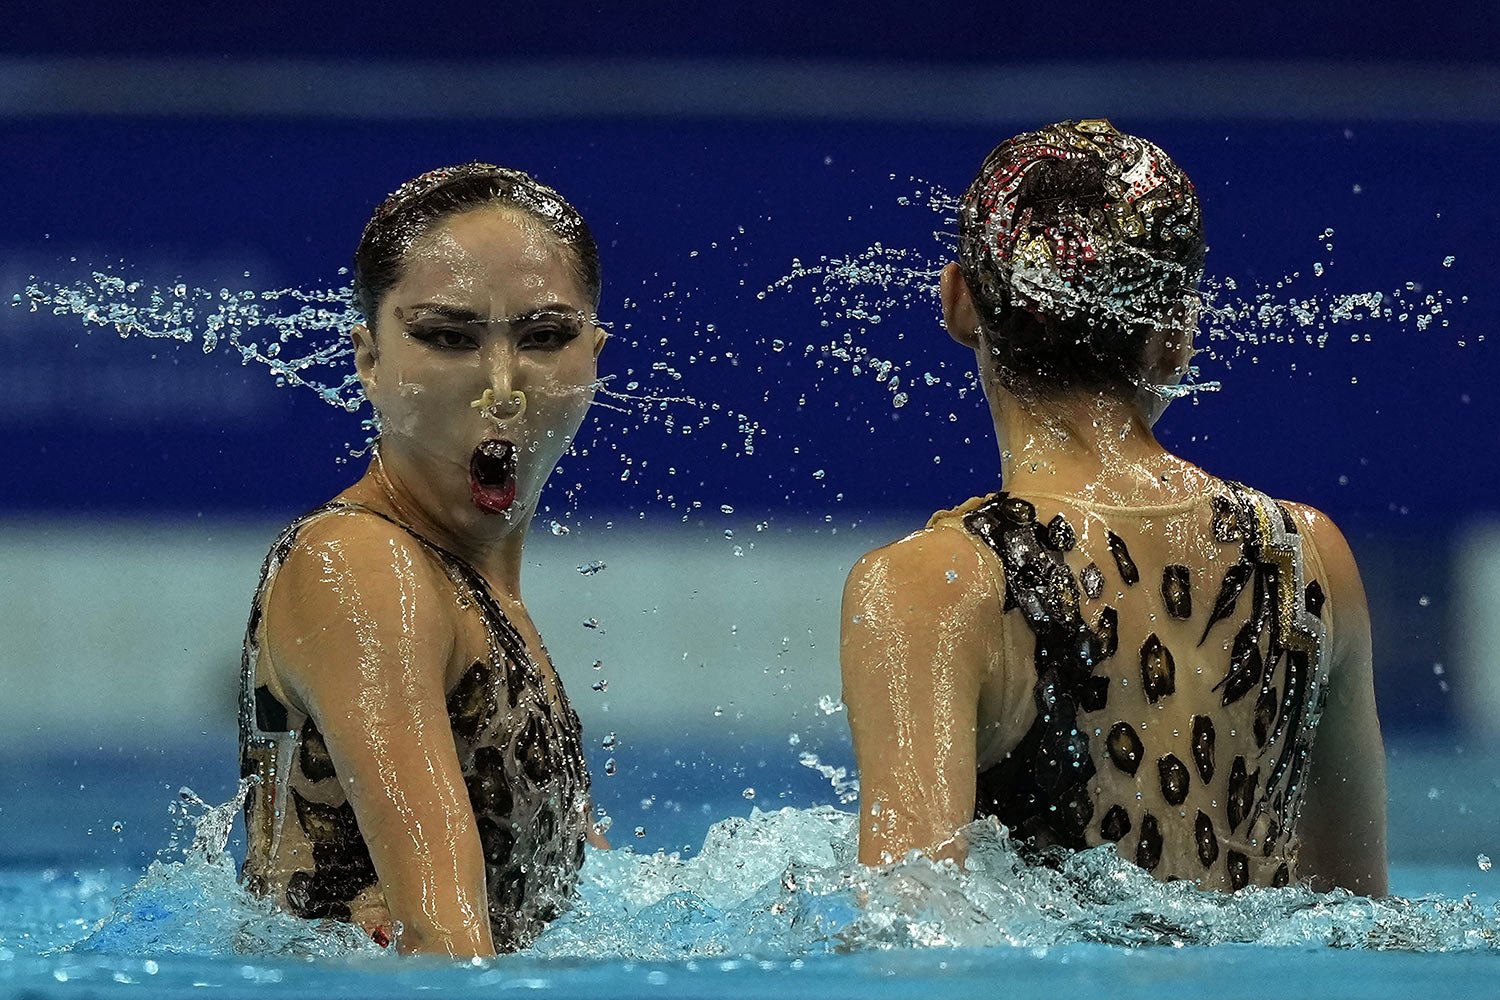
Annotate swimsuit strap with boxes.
[309,501,587,787]
[312,502,545,683]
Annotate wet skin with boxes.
[839,262,1387,894]
[348,206,605,590]
[256,208,607,957]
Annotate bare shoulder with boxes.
[1281,501,1358,578]
[262,509,457,709]
[843,525,999,618]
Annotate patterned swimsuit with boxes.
[932,482,1331,889]
[238,502,590,949]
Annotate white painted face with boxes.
[354,206,604,534]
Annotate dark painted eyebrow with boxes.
[510,303,588,321]
[402,303,587,324]
[403,303,487,324]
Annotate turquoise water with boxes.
[2,743,1496,997]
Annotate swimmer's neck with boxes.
[348,450,528,596]
[989,386,1202,504]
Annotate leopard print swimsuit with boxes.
[238,502,590,950]
[932,482,1331,890]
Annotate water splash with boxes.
[758,183,1468,413]
[1199,231,1466,360]
[797,751,860,805]
[538,806,1500,959]
[17,265,770,522]
[70,781,385,960]
[20,272,367,411]
[46,785,1500,963]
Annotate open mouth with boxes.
[469,439,518,514]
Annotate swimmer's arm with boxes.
[840,528,993,867]
[265,519,496,956]
[1289,505,1389,896]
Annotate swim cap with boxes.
[958,119,1203,334]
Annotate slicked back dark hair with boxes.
[353,163,601,332]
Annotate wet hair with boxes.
[957,120,1205,398]
[353,163,602,331]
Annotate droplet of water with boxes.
[1479,854,1492,872]
[1443,255,1456,268]
[945,569,958,583]
[604,758,618,776]
[742,787,756,800]
[549,521,570,536]
[577,560,607,575]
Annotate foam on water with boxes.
[48,787,1500,962]
[67,784,383,960]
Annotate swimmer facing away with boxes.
[239,164,610,957]
[840,120,1387,894]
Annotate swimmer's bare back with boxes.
[840,481,1386,894]
[239,494,595,955]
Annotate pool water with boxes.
[2,741,1496,998]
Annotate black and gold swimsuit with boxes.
[238,502,590,949]
[930,482,1331,890]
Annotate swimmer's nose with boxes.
[472,356,528,420]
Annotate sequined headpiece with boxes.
[958,119,1203,331]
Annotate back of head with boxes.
[958,119,1204,399]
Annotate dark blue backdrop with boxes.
[7,0,1497,62]
[4,117,1496,539]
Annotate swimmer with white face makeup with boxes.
[841,121,1387,895]
[239,164,609,957]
